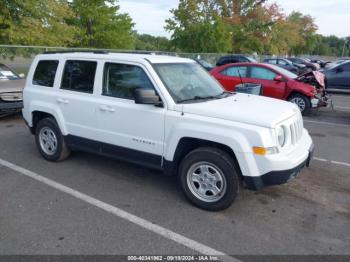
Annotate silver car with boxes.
[0,64,25,115]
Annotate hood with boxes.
[178,94,299,128]
[0,78,25,93]
[296,71,325,89]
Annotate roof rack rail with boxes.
[43,50,108,54]
[42,50,161,55]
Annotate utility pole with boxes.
[341,40,348,57]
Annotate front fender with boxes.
[164,122,250,162]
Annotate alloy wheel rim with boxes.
[291,97,306,111]
[186,161,226,203]
[39,127,58,156]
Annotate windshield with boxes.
[198,60,213,68]
[153,63,226,103]
[0,65,20,80]
[266,64,298,79]
[328,60,347,70]
[246,57,258,63]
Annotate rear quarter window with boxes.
[32,60,59,87]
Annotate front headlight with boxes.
[277,126,286,147]
[0,92,23,102]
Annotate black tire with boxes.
[35,118,70,161]
[178,147,239,211]
[288,93,311,116]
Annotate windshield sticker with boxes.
[1,71,16,77]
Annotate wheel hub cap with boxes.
[39,127,58,156]
[187,162,227,203]
[291,97,306,111]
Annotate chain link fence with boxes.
[0,45,340,75]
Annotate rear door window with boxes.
[32,60,59,87]
[61,60,97,93]
[221,66,247,77]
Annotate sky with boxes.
[119,0,350,38]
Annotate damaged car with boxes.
[210,62,330,115]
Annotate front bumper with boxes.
[311,94,330,108]
[244,144,314,190]
[0,101,23,111]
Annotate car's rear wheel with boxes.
[288,93,311,115]
[178,147,239,211]
[35,118,70,161]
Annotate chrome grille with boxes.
[290,116,303,145]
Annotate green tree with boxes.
[287,11,318,55]
[0,0,77,46]
[135,34,173,51]
[69,0,135,49]
[165,0,232,53]
[223,1,285,54]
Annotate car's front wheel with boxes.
[178,147,239,211]
[288,93,311,115]
[35,118,70,161]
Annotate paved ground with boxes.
[0,94,349,258]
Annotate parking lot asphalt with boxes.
[0,94,349,257]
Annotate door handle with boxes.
[56,98,69,104]
[99,105,109,111]
[99,105,115,112]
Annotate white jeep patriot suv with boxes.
[22,52,314,211]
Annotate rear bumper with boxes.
[244,144,314,190]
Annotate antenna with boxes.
[238,69,244,86]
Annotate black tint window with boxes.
[230,57,239,63]
[33,60,59,87]
[61,60,97,93]
[342,62,350,71]
[239,57,247,62]
[103,63,154,99]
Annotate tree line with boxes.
[0,0,349,57]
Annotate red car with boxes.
[210,62,328,115]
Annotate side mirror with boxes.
[19,73,25,78]
[133,88,162,105]
[336,67,343,73]
[274,75,284,82]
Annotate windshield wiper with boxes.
[177,95,216,103]
[214,91,234,98]
[177,91,234,103]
